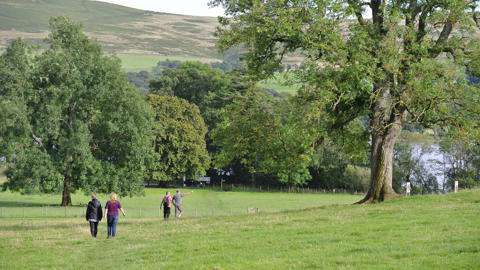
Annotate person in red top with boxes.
[161,191,173,220]
[104,192,126,238]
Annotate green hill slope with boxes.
[0,0,219,61]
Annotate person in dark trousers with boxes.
[173,190,192,218]
[85,192,103,238]
[104,192,126,238]
[161,191,172,220]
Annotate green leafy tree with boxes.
[212,89,317,185]
[211,0,480,202]
[149,61,236,130]
[439,138,480,189]
[0,17,153,206]
[146,94,210,182]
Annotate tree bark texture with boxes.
[61,176,72,206]
[357,87,404,203]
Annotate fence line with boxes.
[210,184,364,195]
[0,205,275,219]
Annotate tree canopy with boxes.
[146,94,210,182]
[0,17,153,205]
[149,61,237,131]
[212,89,317,185]
[211,0,480,202]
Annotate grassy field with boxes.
[0,188,359,218]
[258,73,301,94]
[117,54,219,72]
[0,189,478,269]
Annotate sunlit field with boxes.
[117,54,219,72]
[0,188,360,218]
[1,190,479,269]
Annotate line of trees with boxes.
[1,8,480,205]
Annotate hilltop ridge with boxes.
[0,0,220,59]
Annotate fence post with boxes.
[64,206,67,218]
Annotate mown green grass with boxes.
[0,189,478,269]
[117,54,219,72]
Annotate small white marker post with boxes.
[406,182,411,196]
[454,181,459,193]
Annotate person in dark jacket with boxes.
[85,192,103,238]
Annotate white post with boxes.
[406,182,411,196]
[454,181,458,193]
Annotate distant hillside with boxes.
[0,0,220,60]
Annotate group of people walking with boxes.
[85,192,125,238]
[85,190,191,238]
[161,190,192,220]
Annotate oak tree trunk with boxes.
[61,176,72,206]
[357,86,404,204]
[357,127,400,203]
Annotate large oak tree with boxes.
[0,17,154,206]
[211,0,480,202]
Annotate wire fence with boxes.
[0,205,266,219]
[210,184,365,195]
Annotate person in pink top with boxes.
[161,191,173,220]
[104,192,126,238]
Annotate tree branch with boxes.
[347,0,368,26]
[371,0,385,33]
[429,16,455,57]
[416,2,435,42]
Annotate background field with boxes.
[0,189,478,269]
[258,73,301,94]
[117,54,219,72]
[0,188,360,218]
